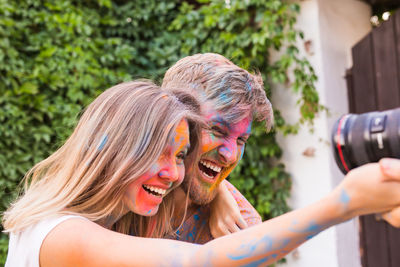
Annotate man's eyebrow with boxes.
[210,117,229,128]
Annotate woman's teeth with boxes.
[142,185,166,197]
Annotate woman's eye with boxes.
[176,152,187,164]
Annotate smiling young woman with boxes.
[2,81,204,266]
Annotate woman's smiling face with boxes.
[123,119,190,216]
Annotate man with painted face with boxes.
[162,53,270,243]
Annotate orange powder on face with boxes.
[173,120,190,153]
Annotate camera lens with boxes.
[331,108,400,174]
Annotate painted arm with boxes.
[209,180,262,238]
[209,180,249,238]
[41,161,400,266]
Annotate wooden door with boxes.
[346,9,400,267]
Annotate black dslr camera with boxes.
[332,108,400,174]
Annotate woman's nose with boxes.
[158,164,179,183]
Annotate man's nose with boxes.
[218,141,238,165]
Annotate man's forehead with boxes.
[202,100,252,128]
[206,113,252,133]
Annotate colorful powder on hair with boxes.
[97,134,108,151]
[245,80,252,92]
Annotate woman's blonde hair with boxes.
[3,80,203,238]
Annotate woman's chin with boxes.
[135,205,160,216]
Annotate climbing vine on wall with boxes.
[0,0,322,262]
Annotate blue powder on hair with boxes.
[218,91,231,104]
[245,80,252,92]
[190,82,200,90]
[203,64,213,73]
[97,134,108,151]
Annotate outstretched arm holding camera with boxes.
[190,160,400,266]
[40,160,400,266]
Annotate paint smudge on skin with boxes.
[238,146,245,162]
[202,249,215,267]
[276,238,291,250]
[227,235,274,260]
[339,189,350,208]
[98,134,108,151]
[158,170,169,177]
[241,257,268,267]
[289,221,322,233]
[289,221,323,241]
[219,146,233,159]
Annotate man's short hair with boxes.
[162,53,273,130]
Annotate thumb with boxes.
[379,158,400,182]
[381,206,400,228]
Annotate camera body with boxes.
[332,108,400,174]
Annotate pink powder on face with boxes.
[123,119,190,216]
[185,102,252,203]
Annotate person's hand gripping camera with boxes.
[332,108,400,226]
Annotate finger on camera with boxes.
[379,158,400,181]
[382,207,400,228]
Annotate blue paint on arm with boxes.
[241,257,268,267]
[340,189,350,206]
[227,235,274,260]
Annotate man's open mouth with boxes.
[198,160,222,179]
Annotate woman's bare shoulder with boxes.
[39,217,198,267]
[40,217,126,266]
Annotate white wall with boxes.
[272,1,371,266]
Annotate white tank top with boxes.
[5,215,86,267]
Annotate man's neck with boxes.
[173,186,197,226]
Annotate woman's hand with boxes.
[209,181,248,238]
[334,160,400,221]
[376,158,400,227]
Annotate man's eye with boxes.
[211,126,226,136]
[237,137,248,146]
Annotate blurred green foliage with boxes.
[0,0,321,262]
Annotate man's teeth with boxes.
[143,185,166,195]
[200,160,221,172]
[201,171,214,179]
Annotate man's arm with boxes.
[208,180,261,238]
[223,180,262,226]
